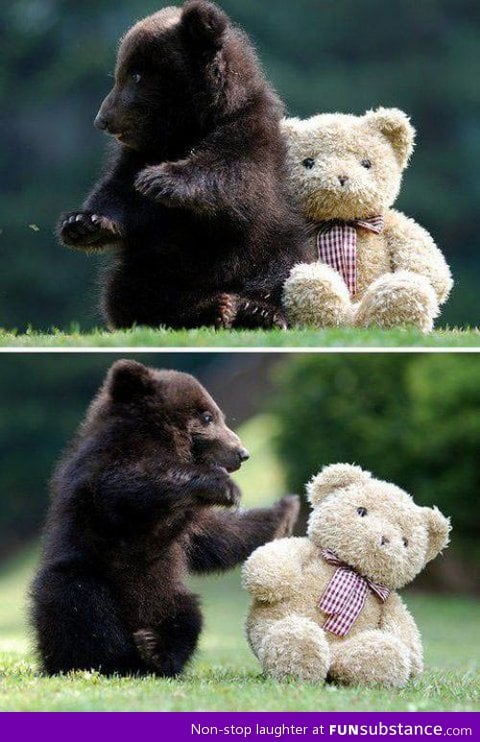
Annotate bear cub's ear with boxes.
[364,107,415,169]
[107,360,155,404]
[423,506,451,563]
[307,463,371,505]
[181,0,228,49]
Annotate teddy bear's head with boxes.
[307,464,450,590]
[281,108,415,222]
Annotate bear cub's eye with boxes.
[131,72,142,84]
[357,507,368,517]
[302,157,315,169]
[200,412,214,425]
[403,537,409,547]
[361,158,372,169]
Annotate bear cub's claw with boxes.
[214,295,288,331]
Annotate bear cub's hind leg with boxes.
[134,593,202,677]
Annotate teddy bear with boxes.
[281,109,453,332]
[242,464,450,687]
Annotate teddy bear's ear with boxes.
[364,107,415,168]
[181,0,228,50]
[423,506,451,563]
[280,117,302,136]
[307,463,371,505]
[107,359,155,403]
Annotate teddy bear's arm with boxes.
[380,593,424,676]
[385,209,453,303]
[241,537,308,604]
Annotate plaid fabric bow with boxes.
[317,216,385,297]
[319,548,390,637]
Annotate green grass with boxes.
[0,550,479,711]
[1,417,478,712]
[1,325,480,348]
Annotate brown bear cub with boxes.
[57,1,309,330]
[31,360,299,676]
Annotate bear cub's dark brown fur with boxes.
[31,360,299,676]
[58,1,309,330]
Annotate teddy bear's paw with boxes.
[355,271,439,333]
[259,616,330,683]
[283,262,352,328]
[330,630,411,688]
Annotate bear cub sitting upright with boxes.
[58,0,308,331]
[31,360,299,676]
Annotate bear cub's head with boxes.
[88,360,249,473]
[282,108,415,222]
[307,464,450,590]
[94,0,266,156]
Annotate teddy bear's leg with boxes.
[258,615,331,682]
[354,270,439,333]
[282,263,353,327]
[329,630,411,688]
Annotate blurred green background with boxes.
[0,351,479,593]
[1,0,479,331]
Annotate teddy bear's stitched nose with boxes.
[381,535,390,546]
[338,175,349,186]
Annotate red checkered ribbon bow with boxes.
[317,216,385,297]
[319,548,390,637]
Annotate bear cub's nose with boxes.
[238,448,250,463]
[338,175,349,186]
[94,113,109,131]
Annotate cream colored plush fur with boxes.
[281,109,453,332]
[242,464,450,687]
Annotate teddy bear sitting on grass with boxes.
[242,464,450,687]
[282,109,453,332]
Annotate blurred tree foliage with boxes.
[272,354,480,573]
[1,0,479,330]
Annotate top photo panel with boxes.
[2,0,478,349]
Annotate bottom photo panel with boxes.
[0,352,478,717]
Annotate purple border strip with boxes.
[0,712,479,741]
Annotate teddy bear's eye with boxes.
[357,507,368,517]
[361,158,372,169]
[302,157,315,169]
[403,537,409,547]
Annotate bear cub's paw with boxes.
[273,495,301,538]
[59,211,123,250]
[215,295,288,331]
[134,164,185,206]
[234,298,288,330]
[196,466,241,508]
